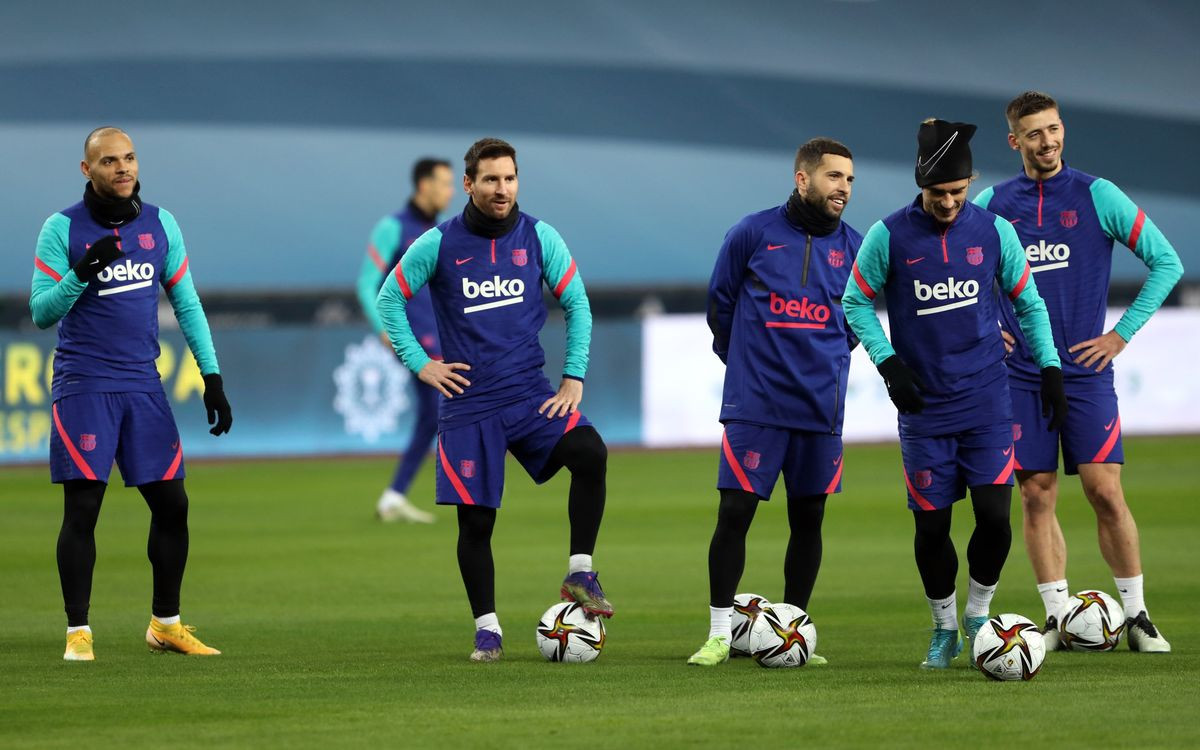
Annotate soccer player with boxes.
[974,91,1183,652]
[376,137,611,662]
[357,157,454,523]
[843,119,1067,669]
[686,138,862,667]
[30,127,232,661]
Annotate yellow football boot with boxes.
[64,629,95,661]
[146,618,221,655]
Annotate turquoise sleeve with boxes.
[536,221,591,380]
[378,228,441,373]
[357,216,402,333]
[1089,179,1184,342]
[995,216,1059,369]
[160,209,220,375]
[972,186,995,210]
[29,213,87,329]
[842,221,895,365]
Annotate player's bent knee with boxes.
[1083,482,1128,517]
[559,426,607,476]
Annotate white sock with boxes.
[153,615,180,626]
[709,606,733,640]
[66,625,91,634]
[1114,574,1146,619]
[1037,579,1070,619]
[928,593,957,631]
[568,554,593,575]
[964,578,997,618]
[474,612,502,636]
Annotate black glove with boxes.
[202,373,233,435]
[73,235,124,282]
[878,355,926,414]
[1040,366,1068,432]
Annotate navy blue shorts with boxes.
[900,421,1014,511]
[1011,385,1123,475]
[50,392,184,486]
[717,422,844,500]
[435,396,592,508]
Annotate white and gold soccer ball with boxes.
[535,602,606,663]
[971,613,1046,681]
[731,593,771,657]
[1059,590,1126,651]
[748,603,817,668]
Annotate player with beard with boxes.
[975,92,1182,651]
[843,119,1066,669]
[688,138,862,667]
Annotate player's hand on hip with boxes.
[1000,327,1016,355]
[73,235,124,282]
[419,360,471,398]
[539,378,583,419]
[202,373,233,436]
[1039,366,1068,432]
[877,355,926,414]
[1068,330,1126,372]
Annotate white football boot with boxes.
[375,489,435,524]
[1126,611,1171,653]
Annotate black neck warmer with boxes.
[463,198,519,239]
[408,198,438,225]
[83,181,142,227]
[785,190,840,237]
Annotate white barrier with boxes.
[641,309,1200,446]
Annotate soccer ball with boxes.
[535,602,606,663]
[971,613,1046,681]
[1059,590,1126,651]
[731,593,771,656]
[748,603,817,668]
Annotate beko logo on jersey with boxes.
[96,260,156,296]
[462,276,525,314]
[913,277,979,316]
[767,292,830,329]
[1025,240,1070,273]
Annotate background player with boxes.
[975,91,1182,651]
[376,138,611,662]
[687,138,861,667]
[843,119,1066,669]
[31,127,232,661]
[357,157,454,523]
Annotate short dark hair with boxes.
[794,137,853,174]
[411,157,451,188]
[83,126,129,159]
[1005,91,1059,133]
[464,137,517,179]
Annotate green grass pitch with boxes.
[2,437,1197,748]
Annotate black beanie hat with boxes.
[915,119,977,187]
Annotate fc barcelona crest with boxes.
[459,460,476,478]
[1012,423,1023,441]
[966,246,983,266]
[1060,210,1078,228]
[827,249,845,268]
[743,451,761,470]
[511,248,528,266]
[79,434,96,452]
[914,470,933,489]
[138,233,155,250]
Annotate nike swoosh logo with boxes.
[917,131,958,175]
[1009,219,1021,224]
[150,634,168,647]
[1119,588,1129,593]
[456,257,473,266]
[1003,447,1013,456]
[766,244,786,251]
[1105,418,1116,430]
[940,603,952,609]
[906,257,925,265]
[1055,587,1067,593]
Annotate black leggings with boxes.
[707,489,828,610]
[912,483,1012,600]
[57,479,190,626]
[455,426,607,619]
